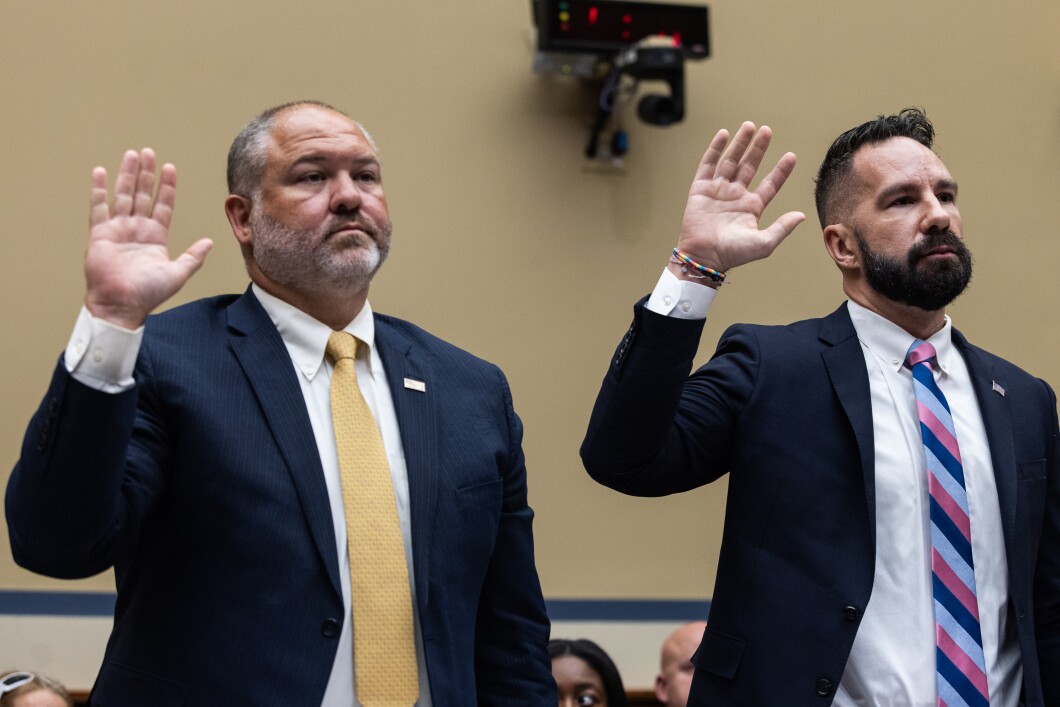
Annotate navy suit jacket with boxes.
[7,288,553,706]
[582,301,1060,706]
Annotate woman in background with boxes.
[549,638,630,707]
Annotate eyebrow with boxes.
[573,682,603,692]
[877,178,959,204]
[288,154,380,170]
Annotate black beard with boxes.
[856,229,973,311]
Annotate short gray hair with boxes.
[226,100,378,198]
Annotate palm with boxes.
[84,149,212,329]
[677,123,804,274]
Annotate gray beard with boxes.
[249,209,391,294]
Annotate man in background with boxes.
[7,101,553,705]
[654,621,706,705]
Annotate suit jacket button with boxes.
[842,606,859,622]
[815,678,833,696]
[321,618,341,638]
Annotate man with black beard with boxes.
[856,227,972,313]
[581,109,1059,706]
[7,101,554,705]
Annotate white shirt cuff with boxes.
[64,306,143,393]
[645,267,717,320]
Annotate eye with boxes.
[938,192,956,203]
[356,171,379,183]
[889,196,913,207]
[576,692,602,706]
[298,172,326,183]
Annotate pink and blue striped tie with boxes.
[906,340,989,707]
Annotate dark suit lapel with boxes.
[225,289,341,598]
[375,318,438,612]
[953,330,1018,545]
[819,304,878,543]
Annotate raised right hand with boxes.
[675,122,805,276]
[84,148,213,329]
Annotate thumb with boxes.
[763,211,806,249]
[172,238,213,280]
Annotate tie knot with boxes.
[905,339,937,369]
[326,331,359,363]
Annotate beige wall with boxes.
[2,0,1058,683]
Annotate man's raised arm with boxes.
[581,121,804,496]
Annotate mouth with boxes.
[328,222,373,240]
[913,241,961,264]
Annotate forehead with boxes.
[551,655,603,687]
[265,106,376,169]
[667,627,702,656]
[852,137,953,194]
[10,688,68,707]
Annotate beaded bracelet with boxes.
[669,256,708,278]
[672,248,726,283]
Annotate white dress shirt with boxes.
[836,300,1019,706]
[647,269,1021,706]
[64,285,433,707]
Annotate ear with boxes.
[224,195,254,246]
[823,223,859,272]
[654,674,669,704]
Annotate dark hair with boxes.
[549,638,629,707]
[226,100,375,198]
[813,107,935,228]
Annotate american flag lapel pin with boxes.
[404,377,426,393]
[991,380,1005,397]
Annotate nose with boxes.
[330,172,362,214]
[921,193,952,234]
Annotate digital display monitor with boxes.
[534,0,709,59]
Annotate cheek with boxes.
[948,209,963,231]
[363,194,390,222]
[271,195,331,227]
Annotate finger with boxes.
[151,163,177,230]
[90,167,110,228]
[111,149,139,217]
[761,211,806,251]
[714,122,757,180]
[133,148,157,217]
[733,125,774,186]
[753,151,798,208]
[693,128,730,182]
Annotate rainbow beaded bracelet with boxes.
[672,248,726,283]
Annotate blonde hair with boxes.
[0,672,74,707]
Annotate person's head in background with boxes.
[548,639,629,707]
[0,672,73,707]
[654,621,707,705]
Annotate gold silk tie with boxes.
[326,332,419,706]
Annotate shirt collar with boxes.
[846,300,955,376]
[251,283,377,381]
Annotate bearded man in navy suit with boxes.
[582,109,1059,705]
[7,101,553,706]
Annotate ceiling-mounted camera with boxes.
[531,0,709,159]
[613,39,685,126]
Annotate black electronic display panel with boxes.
[534,0,709,59]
